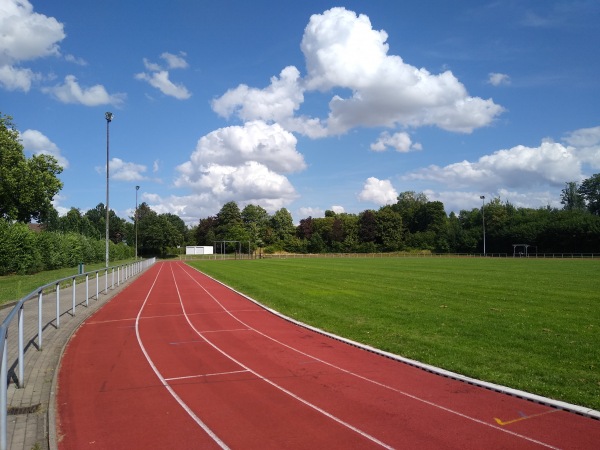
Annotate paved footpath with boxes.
[0,270,143,450]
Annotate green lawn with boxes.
[0,260,136,306]
[188,257,600,411]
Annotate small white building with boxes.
[185,246,214,255]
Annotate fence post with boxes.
[85,274,89,307]
[72,277,76,316]
[38,290,43,350]
[56,283,60,329]
[18,306,24,388]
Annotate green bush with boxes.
[0,219,134,275]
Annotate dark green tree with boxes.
[358,210,377,245]
[241,204,270,251]
[196,216,217,245]
[375,206,403,251]
[270,208,295,248]
[296,216,314,240]
[561,182,586,211]
[578,174,600,215]
[0,113,63,223]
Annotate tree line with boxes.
[2,110,600,275]
[190,188,600,255]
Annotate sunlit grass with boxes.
[189,257,600,411]
[0,259,137,305]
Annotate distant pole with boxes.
[105,112,113,268]
[480,195,486,256]
[135,185,140,260]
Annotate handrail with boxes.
[0,258,156,450]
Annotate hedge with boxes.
[0,219,134,275]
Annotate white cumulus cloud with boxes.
[358,177,398,205]
[488,73,511,86]
[212,6,503,139]
[95,158,147,182]
[135,51,191,100]
[301,7,504,134]
[0,0,65,91]
[178,120,306,176]
[20,129,69,168]
[174,121,305,212]
[370,131,422,152]
[563,125,600,169]
[42,75,125,106]
[405,140,582,190]
[213,66,304,124]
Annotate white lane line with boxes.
[178,262,561,450]
[134,264,230,450]
[169,263,394,450]
[166,370,250,382]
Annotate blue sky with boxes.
[2,0,600,225]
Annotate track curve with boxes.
[55,261,600,449]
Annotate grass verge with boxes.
[0,260,137,306]
[189,257,600,411]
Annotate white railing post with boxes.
[56,283,60,329]
[85,274,89,307]
[38,290,43,350]
[18,306,24,388]
[72,277,76,316]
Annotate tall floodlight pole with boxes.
[135,185,140,260]
[480,195,486,256]
[105,112,113,268]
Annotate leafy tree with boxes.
[296,216,314,240]
[358,210,377,245]
[270,208,295,244]
[312,216,334,245]
[0,113,63,222]
[217,201,243,229]
[84,203,107,238]
[138,209,183,257]
[337,213,360,252]
[241,204,270,251]
[162,212,187,247]
[561,182,586,211]
[308,232,326,253]
[61,207,84,233]
[375,206,403,251]
[578,174,600,215]
[393,191,428,233]
[196,216,217,245]
[42,205,61,231]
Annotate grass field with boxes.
[188,257,600,411]
[0,260,136,306]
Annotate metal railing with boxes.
[0,258,155,450]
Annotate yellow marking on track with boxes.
[494,409,559,426]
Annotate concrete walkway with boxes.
[0,269,144,450]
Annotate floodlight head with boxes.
[480,195,485,200]
[136,185,140,190]
[105,112,113,122]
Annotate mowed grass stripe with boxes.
[188,257,600,411]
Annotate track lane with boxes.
[56,261,600,449]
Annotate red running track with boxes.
[56,261,599,449]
